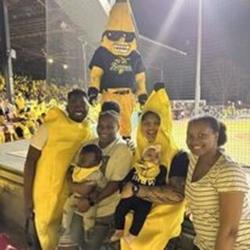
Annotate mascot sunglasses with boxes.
[103,31,135,42]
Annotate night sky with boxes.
[131,0,197,51]
[131,0,250,102]
[131,0,250,61]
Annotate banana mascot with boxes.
[88,0,147,139]
[121,83,185,250]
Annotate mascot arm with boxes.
[88,66,104,104]
[136,72,148,105]
[135,72,147,95]
[89,66,104,90]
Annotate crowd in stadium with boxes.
[1,74,250,144]
[172,100,250,120]
[0,75,71,143]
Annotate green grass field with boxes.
[172,119,250,166]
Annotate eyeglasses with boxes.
[103,31,135,42]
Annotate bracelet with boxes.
[132,183,140,196]
[87,197,95,207]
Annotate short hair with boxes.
[101,101,120,114]
[67,89,87,100]
[79,144,102,163]
[188,115,227,146]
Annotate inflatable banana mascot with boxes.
[88,0,147,138]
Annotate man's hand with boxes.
[77,197,91,213]
[121,182,134,199]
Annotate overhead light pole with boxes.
[194,0,203,115]
[0,0,14,104]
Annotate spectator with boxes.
[120,83,189,250]
[23,89,92,249]
[185,115,250,250]
[111,144,167,244]
[64,110,132,250]
[58,144,107,249]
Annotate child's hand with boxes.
[77,197,90,213]
[121,182,134,199]
[69,181,96,196]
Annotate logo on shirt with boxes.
[110,57,132,74]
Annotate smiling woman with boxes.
[120,83,188,250]
[185,115,250,250]
[140,111,161,143]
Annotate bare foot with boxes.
[123,233,136,245]
[110,230,124,242]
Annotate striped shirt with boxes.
[185,153,250,250]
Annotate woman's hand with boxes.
[121,182,134,199]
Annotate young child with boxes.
[110,145,167,244]
[58,144,107,247]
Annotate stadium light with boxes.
[145,0,186,64]
[194,0,202,116]
[48,58,54,64]
[63,64,68,70]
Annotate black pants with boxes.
[114,197,152,236]
[193,246,200,250]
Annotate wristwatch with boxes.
[87,197,95,207]
[132,183,140,196]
